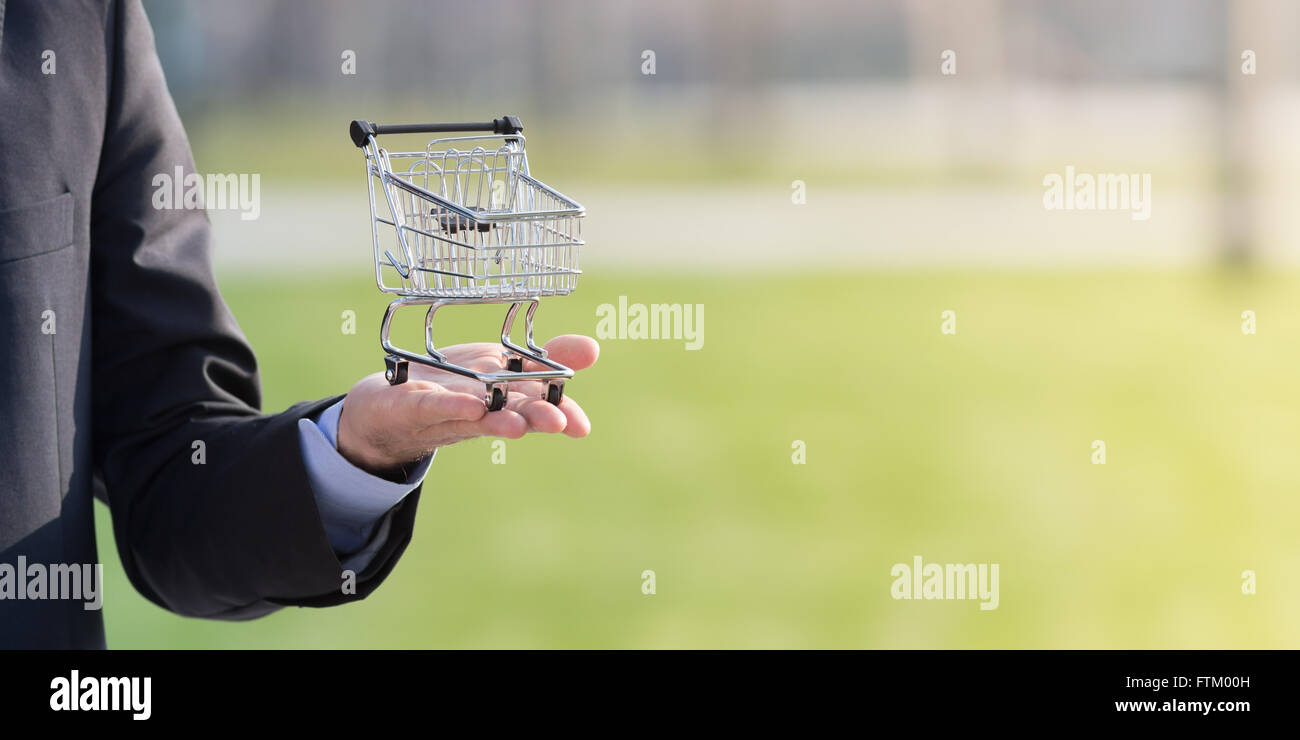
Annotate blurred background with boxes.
[95,0,1300,647]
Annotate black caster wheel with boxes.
[384,355,409,385]
[486,386,508,412]
[545,382,564,406]
[505,356,523,372]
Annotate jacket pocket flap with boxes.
[0,191,74,265]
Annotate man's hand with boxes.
[335,334,599,478]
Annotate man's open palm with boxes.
[336,335,599,477]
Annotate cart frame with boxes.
[351,116,586,410]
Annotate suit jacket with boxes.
[0,0,420,648]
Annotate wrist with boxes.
[335,400,409,481]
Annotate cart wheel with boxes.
[384,355,408,385]
[486,386,508,412]
[545,382,564,406]
[505,356,523,372]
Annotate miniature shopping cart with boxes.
[350,116,585,411]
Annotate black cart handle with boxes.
[350,116,523,148]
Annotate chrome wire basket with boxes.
[351,116,586,410]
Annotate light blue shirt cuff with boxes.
[297,399,433,572]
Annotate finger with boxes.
[405,386,488,429]
[528,335,599,372]
[453,407,529,439]
[512,396,568,434]
[554,394,591,438]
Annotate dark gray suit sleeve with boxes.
[89,0,420,619]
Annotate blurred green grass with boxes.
[94,268,1300,648]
